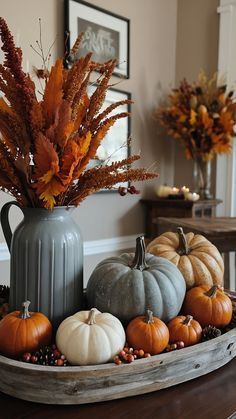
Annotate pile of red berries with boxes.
[165,341,185,352]
[20,344,68,366]
[113,345,151,365]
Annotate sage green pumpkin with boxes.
[86,236,186,324]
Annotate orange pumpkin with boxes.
[0,300,52,358]
[168,315,202,347]
[183,285,233,328]
[126,310,169,355]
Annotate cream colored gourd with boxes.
[56,308,126,365]
[147,227,224,289]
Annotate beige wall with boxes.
[173,0,219,191]
[0,0,178,284]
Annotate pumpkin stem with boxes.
[145,309,154,323]
[204,285,220,298]
[182,315,193,326]
[130,236,149,271]
[177,227,190,255]
[19,300,31,319]
[87,308,97,325]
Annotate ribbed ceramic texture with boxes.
[6,207,83,328]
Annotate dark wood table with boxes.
[157,217,236,289]
[141,198,222,238]
[0,358,236,419]
[157,217,236,252]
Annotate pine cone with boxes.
[202,325,221,341]
[226,311,236,330]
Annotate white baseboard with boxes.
[0,234,142,262]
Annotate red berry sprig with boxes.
[118,185,140,196]
[113,344,151,365]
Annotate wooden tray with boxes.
[0,327,235,405]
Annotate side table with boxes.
[140,198,222,239]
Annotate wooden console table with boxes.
[0,358,236,419]
[141,198,222,239]
[157,217,236,290]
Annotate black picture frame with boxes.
[64,0,130,78]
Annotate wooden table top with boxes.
[1,358,236,419]
[157,217,236,253]
[158,217,236,235]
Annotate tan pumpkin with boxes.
[147,227,224,289]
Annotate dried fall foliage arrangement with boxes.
[0,18,157,209]
[156,70,236,161]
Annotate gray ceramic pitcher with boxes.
[0,202,84,328]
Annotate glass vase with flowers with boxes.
[156,70,236,199]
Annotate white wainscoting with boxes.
[0,234,141,262]
[0,234,141,286]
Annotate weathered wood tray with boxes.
[0,327,235,405]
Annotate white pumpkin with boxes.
[56,308,126,365]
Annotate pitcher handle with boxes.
[0,201,22,252]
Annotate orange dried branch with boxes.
[42,59,63,127]
[0,17,158,209]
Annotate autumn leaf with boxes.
[42,59,63,127]
[63,132,92,181]
[76,121,115,178]
[34,133,59,178]
[33,133,66,208]
[53,100,74,148]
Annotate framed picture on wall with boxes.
[64,0,130,78]
[87,86,131,191]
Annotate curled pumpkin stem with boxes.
[130,236,149,271]
[145,309,154,324]
[87,308,97,325]
[182,315,193,326]
[204,285,220,298]
[19,300,31,319]
[177,227,190,255]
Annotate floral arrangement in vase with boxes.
[156,70,236,161]
[155,70,236,198]
[0,18,156,210]
[0,17,157,326]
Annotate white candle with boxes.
[156,185,173,198]
[181,186,190,193]
[186,192,200,202]
[170,187,179,195]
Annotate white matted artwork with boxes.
[88,86,131,165]
[65,0,130,78]
[87,86,131,191]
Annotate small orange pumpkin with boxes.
[0,300,52,358]
[168,315,202,347]
[126,309,169,355]
[183,285,233,328]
